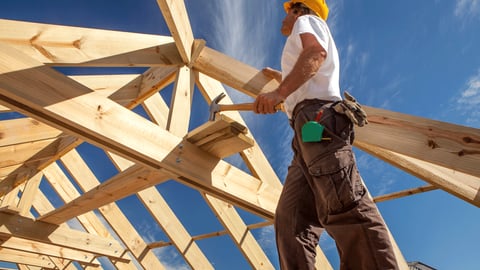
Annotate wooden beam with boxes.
[0,236,99,266]
[17,172,43,216]
[156,0,194,63]
[193,45,278,98]
[0,247,56,269]
[186,115,254,158]
[357,106,480,178]
[357,141,480,207]
[60,149,167,270]
[0,139,57,169]
[0,19,183,66]
[166,66,194,136]
[142,93,170,127]
[373,185,438,203]
[0,212,126,259]
[0,118,61,147]
[0,43,280,219]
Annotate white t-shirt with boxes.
[282,15,341,119]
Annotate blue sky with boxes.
[1,0,480,269]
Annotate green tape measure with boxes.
[301,121,325,142]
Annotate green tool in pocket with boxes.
[301,109,330,142]
[302,121,325,142]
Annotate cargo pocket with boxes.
[308,150,365,215]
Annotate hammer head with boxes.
[209,93,226,121]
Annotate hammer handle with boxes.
[218,103,284,112]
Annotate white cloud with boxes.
[454,0,480,19]
[455,69,480,126]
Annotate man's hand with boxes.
[254,90,285,114]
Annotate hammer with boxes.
[209,93,283,121]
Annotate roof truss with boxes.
[1,1,479,269]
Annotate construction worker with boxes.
[253,1,399,269]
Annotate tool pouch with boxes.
[332,91,368,127]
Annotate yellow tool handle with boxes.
[218,103,284,112]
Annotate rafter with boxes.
[0,211,126,260]
[0,19,183,67]
[155,0,195,63]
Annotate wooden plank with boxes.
[203,194,274,269]
[357,141,480,207]
[0,247,55,269]
[60,149,166,270]
[166,66,194,136]
[0,44,280,219]
[0,135,80,194]
[142,93,170,127]
[186,115,254,158]
[0,118,61,147]
[0,237,99,266]
[193,45,278,98]
[0,212,126,259]
[373,185,438,203]
[156,0,194,63]
[357,106,480,178]
[0,19,183,66]
[17,172,43,216]
[0,139,57,168]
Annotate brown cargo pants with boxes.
[275,99,399,270]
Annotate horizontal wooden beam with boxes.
[0,247,56,269]
[0,236,99,266]
[0,19,183,66]
[373,185,438,203]
[0,212,126,260]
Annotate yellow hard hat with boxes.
[283,0,329,21]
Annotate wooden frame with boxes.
[1,1,479,269]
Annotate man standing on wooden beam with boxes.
[254,1,399,269]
